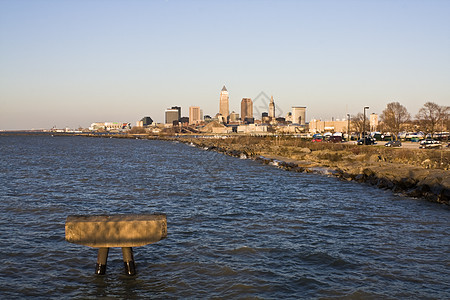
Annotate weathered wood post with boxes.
[65,214,167,275]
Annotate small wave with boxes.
[309,166,335,175]
[302,251,354,269]
[228,246,257,255]
[217,266,238,276]
[269,160,281,166]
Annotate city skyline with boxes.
[1,1,449,130]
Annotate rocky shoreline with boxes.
[179,138,449,206]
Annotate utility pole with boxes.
[347,113,350,141]
[363,106,369,141]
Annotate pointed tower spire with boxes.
[222,85,227,92]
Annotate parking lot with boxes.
[346,140,449,150]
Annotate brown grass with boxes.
[181,136,449,170]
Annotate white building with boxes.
[291,106,306,125]
[237,124,268,134]
[89,122,131,131]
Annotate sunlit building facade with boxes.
[291,106,306,125]
[189,106,202,125]
[241,98,253,121]
[219,85,229,119]
[269,96,275,118]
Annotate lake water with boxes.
[0,135,449,299]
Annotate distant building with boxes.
[291,106,306,125]
[189,106,202,125]
[165,106,181,124]
[261,112,270,124]
[229,111,240,122]
[237,124,268,134]
[137,116,153,127]
[219,85,229,119]
[243,117,254,124]
[172,106,181,117]
[241,98,253,122]
[179,117,189,125]
[89,122,131,131]
[309,119,348,134]
[217,114,227,124]
[370,113,379,132]
[89,122,105,130]
[284,112,292,123]
[269,96,275,118]
[276,124,305,134]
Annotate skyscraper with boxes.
[269,95,275,118]
[189,106,202,125]
[241,98,253,121]
[165,106,181,124]
[219,85,229,119]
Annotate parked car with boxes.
[433,132,449,141]
[419,139,442,149]
[357,137,376,145]
[372,132,384,141]
[327,136,342,143]
[384,140,402,147]
[406,132,425,141]
[312,134,323,142]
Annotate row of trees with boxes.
[351,101,449,139]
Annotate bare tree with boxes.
[380,102,411,139]
[351,113,369,137]
[445,109,450,132]
[416,102,449,135]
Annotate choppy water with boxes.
[0,135,449,299]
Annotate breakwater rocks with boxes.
[333,166,450,205]
[186,140,449,205]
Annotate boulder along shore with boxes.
[172,136,450,205]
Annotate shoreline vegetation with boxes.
[5,132,449,205]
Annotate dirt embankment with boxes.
[176,136,450,205]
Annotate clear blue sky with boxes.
[1,0,449,130]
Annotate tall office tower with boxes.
[241,98,253,121]
[165,107,181,124]
[291,106,306,125]
[269,95,275,118]
[172,106,181,118]
[189,106,202,125]
[219,85,229,119]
